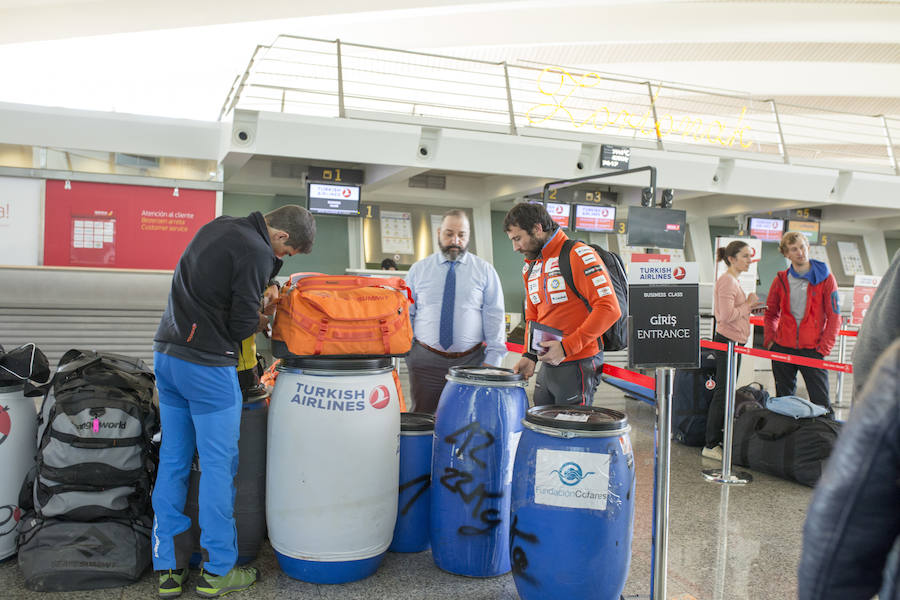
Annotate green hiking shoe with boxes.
[158,568,189,599]
[195,566,259,598]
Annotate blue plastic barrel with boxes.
[510,405,635,600]
[389,412,435,553]
[430,366,528,577]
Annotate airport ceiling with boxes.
[2,0,900,121]
[3,0,899,238]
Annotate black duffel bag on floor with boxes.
[732,407,841,487]
[16,511,152,591]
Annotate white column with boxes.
[472,202,493,264]
[348,216,363,270]
[862,230,889,275]
[688,216,713,283]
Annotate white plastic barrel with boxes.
[266,357,400,583]
[0,385,38,561]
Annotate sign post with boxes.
[628,262,700,600]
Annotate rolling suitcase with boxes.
[672,351,717,446]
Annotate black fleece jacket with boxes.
[154,212,283,366]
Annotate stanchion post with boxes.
[834,319,849,408]
[651,367,674,600]
[720,341,736,479]
[712,484,731,600]
[703,341,752,485]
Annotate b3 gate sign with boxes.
[628,262,700,369]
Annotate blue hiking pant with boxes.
[151,352,241,576]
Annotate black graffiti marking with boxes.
[510,514,540,585]
[459,508,502,536]
[443,422,495,469]
[439,467,504,536]
[398,473,430,516]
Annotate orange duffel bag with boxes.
[271,273,414,359]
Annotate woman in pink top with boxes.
[703,240,762,460]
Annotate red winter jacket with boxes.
[763,260,841,356]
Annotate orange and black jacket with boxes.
[521,228,621,363]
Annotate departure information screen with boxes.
[307,183,361,216]
[574,205,616,232]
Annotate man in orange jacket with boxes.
[503,203,621,406]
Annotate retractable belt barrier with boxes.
[748,315,858,337]
[505,338,854,392]
[699,340,853,374]
[506,342,657,394]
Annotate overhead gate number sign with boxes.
[628,262,700,369]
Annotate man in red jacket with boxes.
[504,203,621,406]
[764,231,841,408]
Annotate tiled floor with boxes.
[1,363,837,600]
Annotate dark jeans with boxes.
[771,343,831,408]
[533,353,603,406]
[705,333,743,448]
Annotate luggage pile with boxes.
[271,273,414,359]
[16,350,160,591]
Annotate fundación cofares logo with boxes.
[550,461,594,486]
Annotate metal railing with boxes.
[220,35,900,175]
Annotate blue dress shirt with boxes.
[406,251,507,367]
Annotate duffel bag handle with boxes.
[284,273,413,303]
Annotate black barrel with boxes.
[184,395,268,566]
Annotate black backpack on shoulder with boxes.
[557,239,629,351]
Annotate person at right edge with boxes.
[851,248,900,399]
[763,231,840,409]
[503,203,620,405]
[702,240,762,461]
[797,337,900,600]
[152,205,315,599]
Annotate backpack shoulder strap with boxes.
[558,239,590,311]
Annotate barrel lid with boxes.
[280,357,393,371]
[447,366,523,383]
[525,405,628,431]
[401,412,435,431]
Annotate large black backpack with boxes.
[27,349,159,521]
[558,239,629,351]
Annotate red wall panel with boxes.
[44,180,216,270]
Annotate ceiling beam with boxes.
[364,165,429,192]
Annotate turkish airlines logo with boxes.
[0,505,21,538]
[672,267,686,280]
[369,385,390,409]
[342,188,352,198]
